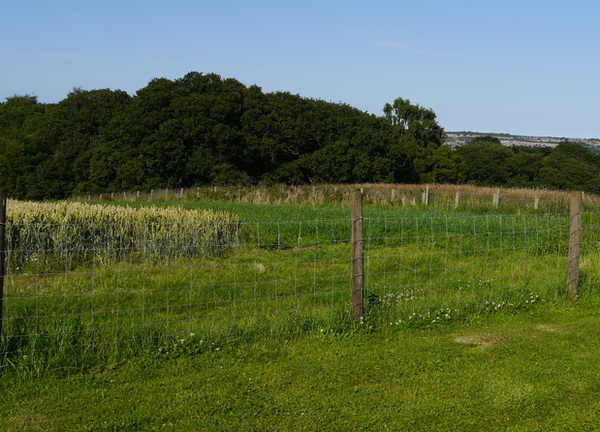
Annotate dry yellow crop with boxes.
[5,200,240,271]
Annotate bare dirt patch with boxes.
[277,246,317,254]
[454,334,502,349]
[535,324,559,332]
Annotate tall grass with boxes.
[3,187,600,376]
[75,183,592,213]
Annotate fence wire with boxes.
[1,200,599,371]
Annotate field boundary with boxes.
[1,188,597,373]
[72,183,600,209]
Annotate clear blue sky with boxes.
[2,0,599,138]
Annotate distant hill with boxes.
[446,132,600,153]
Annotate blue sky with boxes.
[2,0,599,138]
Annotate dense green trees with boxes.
[1,72,600,199]
[457,136,513,185]
[0,95,47,195]
[455,136,600,192]
[34,88,132,197]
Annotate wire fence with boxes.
[75,183,586,211]
[1,191,598,372]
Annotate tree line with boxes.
[1,71,599,200]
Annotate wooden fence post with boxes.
[0,190,6,339]
[568,191,583,297]
[492,188,500,207]
[422,186,430,205]
[351,192,364,319]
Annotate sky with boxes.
[2,0,600,138]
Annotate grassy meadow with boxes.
[2,300,600,431]
[2,184,600,430]
[3,184,600,378]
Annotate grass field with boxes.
[3,195,586,376]
[2,185,600,429]
[2,299,600,431]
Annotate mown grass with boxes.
[2,298,600,431]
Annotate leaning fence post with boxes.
[0,189,6,339]
[568,191,583,297]
[351,191,364,319]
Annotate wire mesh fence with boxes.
[75,183,584,212]
[1,192,599,372]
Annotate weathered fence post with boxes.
[568,191,583,297]
[492,188,500,207]
[422,186,430,205]
[0,190,6,339]
[454,191,460,209]
[351,191,364,319]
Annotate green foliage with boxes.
[0,196,585,378]
[31,88,132,198]
[3,74,600,198]
[383,97,445,146]
[0,95,48,196]
[457,136,513,185]
[383,97,447,183]
[3,302,600,431]
[0,73,435,198]
[418,145,467,183]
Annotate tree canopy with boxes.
[1,72,600,199]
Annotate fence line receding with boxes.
[1,191,598,371]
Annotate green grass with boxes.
[3,198,595,376]
[2,194,600,430]
[2,299,600,431]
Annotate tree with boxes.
[419,145,467,184]
[383,97,445,147]
[0,72,468,197]
[536,142,600,193]
[383,98,446,182]
[0,95,48,198]
[507,147,546,187]
[33,88,132,197]
[457,136,513,186]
